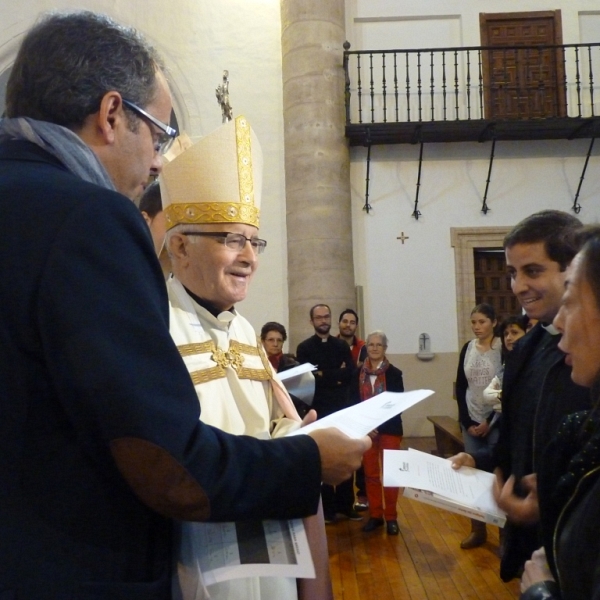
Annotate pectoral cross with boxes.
[396,232,409,244]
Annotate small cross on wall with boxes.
[396,232,409,244]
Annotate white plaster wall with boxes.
[347,0,600,47]
[351,140,600,355]
[0,0,289,337]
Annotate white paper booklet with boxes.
[383,448,506,526]
[277,363,316,381]
[287,389,434,439]
[277,363,316,406]
[182,519,315,587]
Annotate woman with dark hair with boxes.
[483,314,529,414]
[456,303,503,548]
[520,226,600,600]
[260,321,297,372]
[350,330,404,536]
[260,322,310,418]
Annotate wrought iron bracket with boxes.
[572,136,596,214]
[481,137,496,215]
[363,143,373,213]
[412,141,424,220]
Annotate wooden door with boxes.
[474,249,519,323]
[480,11,566,119]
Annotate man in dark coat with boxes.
[297,303,360,523]
[452,210,590,581]
[0,12,368,599]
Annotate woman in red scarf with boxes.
[260,321,297,372]
[351,330,404,535]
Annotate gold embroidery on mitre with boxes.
[235,116,254,205]
[164,202,259,229]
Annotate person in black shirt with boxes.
[297,304,361,524]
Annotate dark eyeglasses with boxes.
[181,231,267,254]
[122,98,177,155]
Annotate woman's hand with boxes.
[467,425,481,437]
[449,452,476,469]
[521,548,555,593]
[473,421,490,437]
[368,429,379,440]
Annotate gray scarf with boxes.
[0,117,115,191]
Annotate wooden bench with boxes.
[427,415,464,458]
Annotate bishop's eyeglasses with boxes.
[181,231,268,255]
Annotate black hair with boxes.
[138,180,162,218]
[338,308,359,324]
[503,210,582,271]
[6,11,163,130]
[260,322,287,342]
[470,303,496,322]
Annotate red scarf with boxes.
[268,352,282,371]
[359,357,389,401]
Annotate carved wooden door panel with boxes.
[474,250,519,323]
[480,11,566,119]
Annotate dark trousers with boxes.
[322,476,354,517]
[355,465,366,498]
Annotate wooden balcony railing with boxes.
[343,42,600,145]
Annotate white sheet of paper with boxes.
[277,363,317,381]
[189,519,315,586]
[383,448,498,505]
[287,389,434,439]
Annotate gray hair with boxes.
[366,330,388,347]
[6,11,164,130]
[165,223,205,258]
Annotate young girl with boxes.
[455,303,503,549]
[483,315,529,413]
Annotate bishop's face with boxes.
[182,223,259,311]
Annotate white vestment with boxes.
[168,276,299,600]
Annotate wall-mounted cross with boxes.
[396,232,409,244]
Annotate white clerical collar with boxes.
[217,311,235,324]
[542,323,560,335]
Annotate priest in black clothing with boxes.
[297,303,362,524]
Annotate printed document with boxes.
[184,519,315,586]
[383,448,505,525]
[287,389,434,439]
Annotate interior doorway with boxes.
[473,249,520,322]
[451,226,511,347]
[480,10,566,119]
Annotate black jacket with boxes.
[296,334,354,418]
[0,140,322,599]
[522,410,600,600]
[489,324,591,582]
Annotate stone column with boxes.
[281,0,355,350]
